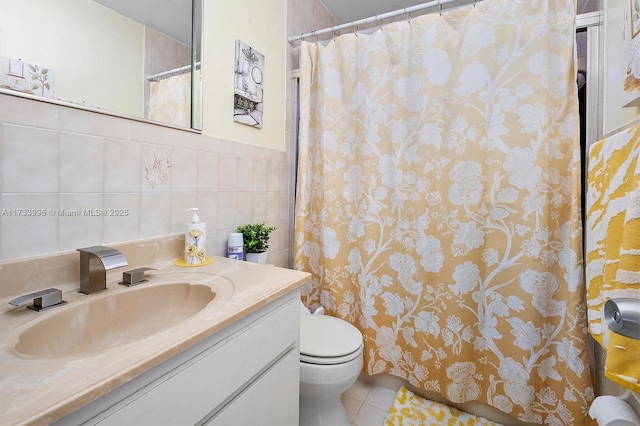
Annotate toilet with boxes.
[299,302,364,426]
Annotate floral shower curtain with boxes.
[148,73,191,127]
[294,0,594,424]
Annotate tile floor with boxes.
[341,379,399,426]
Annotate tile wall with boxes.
[0,94,291,267]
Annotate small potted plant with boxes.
[237,222,277,264]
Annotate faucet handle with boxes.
[9,288,67,312]
[119,267,157,287]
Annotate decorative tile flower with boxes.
[145,153,170,188]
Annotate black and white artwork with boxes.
[234,40,264,128]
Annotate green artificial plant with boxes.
[237,222,277,254]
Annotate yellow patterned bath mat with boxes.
[384,386,503,426]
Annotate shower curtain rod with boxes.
[146,62,201,82]
[288,0,481,43]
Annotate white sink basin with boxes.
[14,283,216,359]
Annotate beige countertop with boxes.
[0,256,310,425]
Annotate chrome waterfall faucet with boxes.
[77,246,128,294]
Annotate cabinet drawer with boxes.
[96,295,300,425]
[206,349,299,426]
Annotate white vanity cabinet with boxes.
[55,290,301,426]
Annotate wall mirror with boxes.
[0,0,202,130]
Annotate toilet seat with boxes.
[300,342,364,364]
[300,314,363,365]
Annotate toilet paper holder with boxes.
[605,298,640,340]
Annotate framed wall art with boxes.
[233,40,264,128]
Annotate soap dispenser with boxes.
[185,207,206,264]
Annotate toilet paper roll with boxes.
[604,299,640,340]
[589,395,640,426]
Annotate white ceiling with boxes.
[319,0,427,23]
[93,0,192,45]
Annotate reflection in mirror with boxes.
[0,0,202,130]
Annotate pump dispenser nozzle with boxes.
[188,207,200,223]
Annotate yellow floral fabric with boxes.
[294,0,594,424]
[385,386,502,426]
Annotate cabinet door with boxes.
[206,349,299,426]
[94,296,299,426]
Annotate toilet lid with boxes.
[300,314,363,358]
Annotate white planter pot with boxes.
[246,252,268,264]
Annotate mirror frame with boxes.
[191,0,203,131]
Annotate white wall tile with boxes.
[237,157,254,192]
[235,192,253,227]
[0,193,58,260]
[58,106,130,140]
[252,158,269,192]
[59,132,104,192]
[196,191,218,231]
[267,160,282,192]
[0,94,58,129]
[162,35,178,68]
[270,220,290,252]
[131,120,196,147]
[268,248,289,268]
[197,151,219,192]
[171,148,198,192]
[103,193,141,244]
[267,192,289,223]
[2,125,59,193]
[217,192,236,230]
[104,138,142,193]
[252,192,267,222]
[140,193,172,238]
[218,155,238,192]
[57,193,104,251]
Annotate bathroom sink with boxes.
[14,283,216,359]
